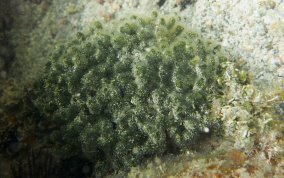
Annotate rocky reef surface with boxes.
[0,0,283,177]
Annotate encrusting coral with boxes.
[32,12,228,176]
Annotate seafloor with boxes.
[0,0,283,177]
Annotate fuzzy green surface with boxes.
[33,13,227,176]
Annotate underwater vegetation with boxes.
[10,148,93,178]
[10,149,59,178]
[0,0,15,78]
[31,13,228,176]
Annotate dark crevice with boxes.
[175,0,197,11]
[157,0,166,7]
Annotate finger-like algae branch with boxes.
[33,13,228,176]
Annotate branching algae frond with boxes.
[33,13,228,175]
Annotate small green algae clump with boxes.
[33,13,227,175]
